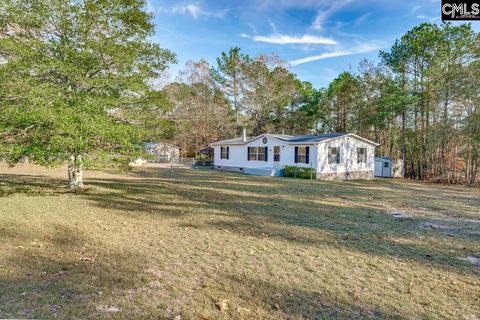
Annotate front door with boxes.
[273,146,281,167]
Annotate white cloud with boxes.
[289,41,384,66]
[416,15,427,19]
[411,5,422,13]
[240,33,250,38]
[268,19,278,33]
[252,34,337,45]
[248,23,258,34]
[290,51,351,65]
[354,12,372,26]
[160,3,227,19]
[253,0,341,11]
[312,11,328,31]
[172,4,201,18]
[312,0,351,31]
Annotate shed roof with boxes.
[144,142,180,149]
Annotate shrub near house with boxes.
[284,165,316,179]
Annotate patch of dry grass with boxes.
[0,164,479,319]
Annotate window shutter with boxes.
[227,146,229,160]
[305,146,310,164]
[294,147,298,163]
[336,149,340,164]
[264,147,268,162]
[247,147,250,161]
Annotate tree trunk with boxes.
[68,154,84,190]
[234,75,241,136]
[402,111,407,178]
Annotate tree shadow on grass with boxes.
[1,168,479,276]
[0,173,68,197]
[0,224,151,319]
[217,272,406,319]
[1,222,409,319]
[94,169,480,274]
[130,167,480,220]
[1,167,479,318]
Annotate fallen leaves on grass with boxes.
[96,305,121,313]
[215,299,228,311]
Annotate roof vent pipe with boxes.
[242,127,247,142]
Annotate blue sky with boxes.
[147,0,479,88]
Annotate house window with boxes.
[357,148,367,163]
[249,147,258,161]
[297,146,307,164]
[384,162,389,168]
[274,146,280,162]
[328,147,340,164]
[220,146,229,159]
[294,146,310,164]
[248,146,268,161]
[257,147,265,161]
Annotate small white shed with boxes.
[375,157,395,178]
[144,142,180,162]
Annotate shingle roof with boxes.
[264,134,293,141]
[211,132,378,146]
[211,137,247,144]
[286,132,348,143]
[210,134,291,145]
[144,141,180,149]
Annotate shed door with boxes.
[382,161,391,177]
[374,161,382,176]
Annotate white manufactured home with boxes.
[211,132,379,180]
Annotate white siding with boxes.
[316,136,375,175]
[282,144,317,169]
[213,136,317,169]
[213,134,376,178]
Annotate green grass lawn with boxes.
[1,165,479,319]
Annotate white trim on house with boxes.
[318,133,379,147]
[210,133,378,180]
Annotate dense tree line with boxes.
[165,23,479,185]
[0,0,478,188]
